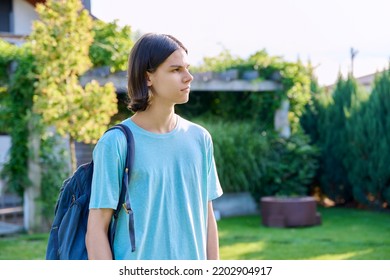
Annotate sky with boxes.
[91,0,390,86]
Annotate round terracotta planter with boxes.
[260,196,322,228]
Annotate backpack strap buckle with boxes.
[122,203,133,215]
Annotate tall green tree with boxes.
[30,0,118,171]
[300,62,327,144]
[319,75,368,204]
[345,69,390,208]
[300,63,331,194]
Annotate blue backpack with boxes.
[46,124,136,260]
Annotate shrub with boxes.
[198,120,268,193]
[199,119,319,204]
[253,131,319,201]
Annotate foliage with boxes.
[252,131,319,201]
[198,120,268,193]
[318,76,368,204]
[301,68,390,209]
[39,131,69,225]
[248,51,311,131]
[0,0,135,225]
[192,49,311,132]
[193,48,245,73]
[186,50,316,200]
[0,40,22,133]
[0,47,35,196]
[179,90,276,128]
[30,0,118,170]
[345,69,390,208]
[299,63,333,195]
[0,40,19,86]
[300,63,330,144]
[199,119,319,202]
[89,19,134,72]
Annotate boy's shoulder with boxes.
[179,116,212,137]
[94,125,127,152]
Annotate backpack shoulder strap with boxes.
[105,123,136,254]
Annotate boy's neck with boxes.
[131,106,177,134]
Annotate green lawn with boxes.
[0,233,48,260]
[0,206,389,260]
[219,206,390,260]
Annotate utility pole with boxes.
[350,47,359,77]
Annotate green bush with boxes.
[199,119,319,203]
[178,91,276,129]
[252,131,319,202]
[198,120,268,193]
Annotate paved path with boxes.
[0,221,23,236]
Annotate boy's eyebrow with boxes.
[169,64,190,68]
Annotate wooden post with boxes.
[274,99,291,138]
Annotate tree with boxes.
[300,62,323,143]
[0,0,134,232]
[90,19,134,73]
[300,62,331,195]
[30,0,118,171]
[319,75,368,204]
[345,69,390,208]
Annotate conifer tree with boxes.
[300,63,331,193]
[300,62,328,144]
[319,75,368,204]
[345,69,390,208]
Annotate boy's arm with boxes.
[86,208,114,260]
[207,201,220,260]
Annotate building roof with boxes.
[25,0,46,6]
[325,70,387,92]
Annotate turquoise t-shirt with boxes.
[89,116,223,260]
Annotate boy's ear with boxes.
[146,72,153,87]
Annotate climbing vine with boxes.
[192,49,311,131]
[0,43,34,196]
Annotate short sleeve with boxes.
[89,130,127,209]
[206,136,223,201]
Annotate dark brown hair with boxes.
[127,33,188,112]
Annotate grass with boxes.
[0,233,48,260]
[218,206,390,260]
[0,206,389,260]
